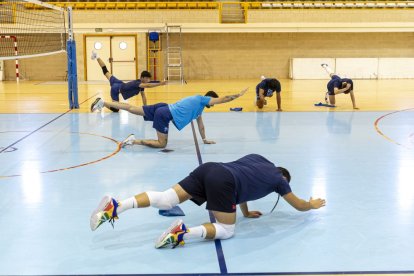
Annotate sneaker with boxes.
[321,63,328,68]
[155,219,188,249]
[260,75,266,80]
[90,195,119,231]
[121,134,136,148]
[91,51,98,60]
[91,98,104,112]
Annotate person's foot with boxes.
[121,134,136,148]
[155,219,188,249]
[90,196,119,231]
[91,51,98,60]
[91,98,104,112]
[321,63,328,68]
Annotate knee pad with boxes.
[146,188,179,210]
[109,107,119,112]
[213,222,235,240]
[102,66,109,75]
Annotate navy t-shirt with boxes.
[256,78,281,97]
[120,80,144,97]
[220,154,291,204]
[327,75,342,93]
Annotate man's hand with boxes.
[203,139,216,144]
[245,211,263,218]
[309,197,326,209]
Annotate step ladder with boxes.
[165,24,185,84]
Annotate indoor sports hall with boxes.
[0,0,413,275]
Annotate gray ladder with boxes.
[165,24,184,84]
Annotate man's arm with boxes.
[141,91,147,106]
[350,91,358,109]
[333,83,351,95]
[196,116,215,144]
[239,202,262,218]
[209,87,248,105]
[258,88,265,101]
[139,80,167,89]
[283,192,325,211]
[276,92,282,111]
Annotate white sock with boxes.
[117,197,138,215]
[323,65,334,75]
[184,225,207,241]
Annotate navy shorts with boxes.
[143,103,173,134]
[109,76,124,101]
[179,162,237,213]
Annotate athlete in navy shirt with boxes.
[90,154,326,249]
[256,77,282,111]
[321,64,358,109]
[91,51,167,112]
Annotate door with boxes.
[111,36,136,81]
[85,35,136,81]
[86,36,110,81]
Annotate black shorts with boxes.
[178,162,237,213]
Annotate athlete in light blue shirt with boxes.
[90,88,248,148]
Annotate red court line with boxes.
[0,131,121,178]
[374,108,414,149]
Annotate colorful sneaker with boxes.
[91,50,98,60]
[91,98,104,112]
[90,195,119,231]
[155,219,188,249]
[120,134,136,148]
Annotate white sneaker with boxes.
[121,134,136,148]
[260,75,266,80]
[91,51,98,60]
[321,63,328,68]
[155,219,188,249]
[91,97,104,112]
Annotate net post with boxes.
[66,6,78,109]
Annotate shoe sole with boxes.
[91,98,102,112]
[155,219,183,249]
[90,195,112,231]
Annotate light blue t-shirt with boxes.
[168,95,211,130]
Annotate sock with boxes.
[183,225,207,241]
[323,65,334,75]
[117,197,138,215]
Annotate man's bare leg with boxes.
[103,101,144,115]
[132,130,168,148]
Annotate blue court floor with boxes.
[0,110,413,275]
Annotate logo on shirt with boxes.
[164,127,169,133]
[266,89,274,97]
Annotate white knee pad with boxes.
[146,188,179,210]
[213,222,235,240]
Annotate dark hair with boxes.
[277,167,291,183]
[205,91,219,98]
[269,79,281,93]
[140,71,152,78]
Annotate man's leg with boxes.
[90,184,191,231]
[329,95,336,105]
[102,100,145,115]
[131,130,168,148]
[321,63,334,76]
